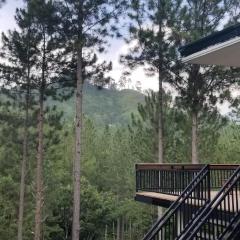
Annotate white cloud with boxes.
[99,39,159,91]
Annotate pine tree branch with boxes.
[82,2,124,34]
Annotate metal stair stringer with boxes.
[222,211,240,240]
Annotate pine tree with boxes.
[0,104,24,239]
[0,7,40,239]
[121,0,182,220]
[171,0,238,164]
[121,0,182,164]
[58,1,127,239]
[129,90,190,163]
[15,1,66,239]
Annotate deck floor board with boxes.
[136,191,240,212]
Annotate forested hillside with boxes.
[48,84,144,126]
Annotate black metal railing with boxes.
[136,164,203,196]
[180,166,240,240]
[210,167,236,190]
[142,165,211,240]
[136,164,238,196]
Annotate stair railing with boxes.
[180,166,240,240]
[142,165,210,240]
[223,211,240,240]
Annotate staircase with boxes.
[136,164,240,240]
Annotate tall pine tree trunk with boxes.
[117,217,124,240]
[157,0,164,220]
[17,79,30,240]
[117,218,121,240]
[158,74,164,164]
[105,225,108,240]
[191,111,198,164]
[34,32,46,240]
[112,221,115,240]
[157,0,164,165]
[34,88,44,240]
[121,217,124,240]
[129,219,132,240]
[72,2,84,238]
[72,44,83,240]
[157,74,164,220]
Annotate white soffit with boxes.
[182,37,240,67]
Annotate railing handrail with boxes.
[180,166,240,240]
[136,163,239,171]
[143,164,210,240]
[219,211,240,239]
[223,211,240,240]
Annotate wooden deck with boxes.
[135,191,176,208]
[135,191,240,212]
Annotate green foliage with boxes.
[213,124,240,164]
[0,105,33,240]
[129,90,231,164]
[41,120,153,239]
[0,107,153,239]
[130,90,191,163]
[43,176,117,240]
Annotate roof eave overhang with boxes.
[181,37,240,67]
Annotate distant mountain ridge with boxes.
[50,84,145,126]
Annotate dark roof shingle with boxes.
[179,23,240,57]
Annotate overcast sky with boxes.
[0,1,23,31]
[0,1,232,114]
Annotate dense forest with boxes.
[0,0,240,240]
